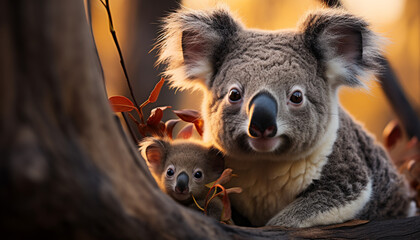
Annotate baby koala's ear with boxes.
[299,9,383,87]
[207,147,225,174]
[139,138,168,172]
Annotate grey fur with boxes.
[139,138,224,221]
[157,6,412,227]
[266,109,411,227]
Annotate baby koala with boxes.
[139,137,225,221]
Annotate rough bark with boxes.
[0,0,419,239]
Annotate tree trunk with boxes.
[0,0,419,239]
[0,0,227,239]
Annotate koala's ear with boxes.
[299,9,383,87]
[207,147,225,174]
[138,138,168,172]
[157,6,242,91]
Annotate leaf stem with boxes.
[122,112,139,143]
[128,112,140,125]
[192,194,205,212]
[138,100,150,124]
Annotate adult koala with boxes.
[157,7,413,227]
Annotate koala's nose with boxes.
[175,172,189,194]
[248,92,278,138]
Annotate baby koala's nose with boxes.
[175,172,189,194]
[248,92,278,138]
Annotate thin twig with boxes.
[122,112,139,143]
[99,0,106,7]
[101,0,143,122]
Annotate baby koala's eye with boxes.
[289,90,303,105]
[228,88,242,103]
[193,170,203,179]
[166,166,175,178]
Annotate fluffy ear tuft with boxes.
[299,9,383,87]
[156,6,242,91]
[138,137,168,173]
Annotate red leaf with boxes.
[173,109,202,123]
[137,123,147,137]
[177,123,194,139]
[147,106,171,126]
[216,184,231,222]
[221,194,231,222]
[147,108,163,126]
[204,185,223,214]
[109,96,136,113]
[165,119,181,140]
[193,119,204,136]
[215,168,233,186]
[225,187,242,195]
[383,120,402,149]
[148,78,165,103]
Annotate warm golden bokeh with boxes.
[92,0,419,142]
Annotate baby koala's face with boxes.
[161,152,213,202]
[139,138,224,203]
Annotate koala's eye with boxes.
[289,90,303,105]
[228,88,242,103]
[193,169,203,180]
[166,166,175,177]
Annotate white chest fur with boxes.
[226,99,339,226]
[227,143,332,226]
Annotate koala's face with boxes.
[160,155,207,202]
[160,144,222,201]
[139,138,224,202]
[158,8,380,161]
[206,32,332,160]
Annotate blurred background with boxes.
[88,0,419,143]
